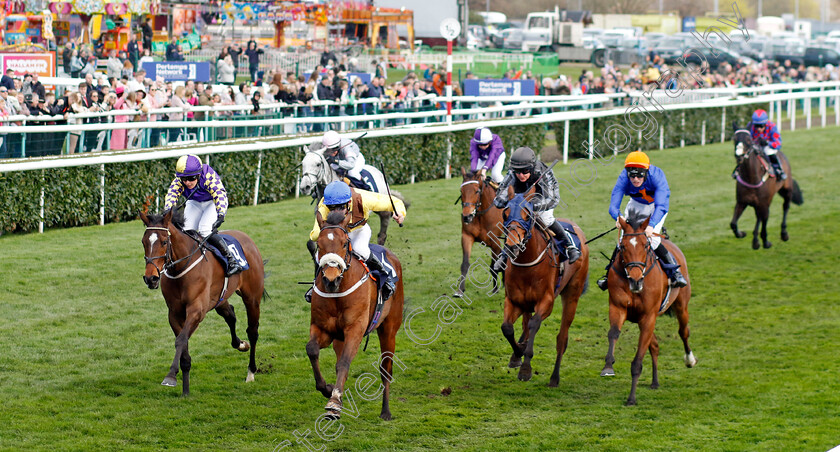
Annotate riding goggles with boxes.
[627,168,647,179]
[180,175,199,182]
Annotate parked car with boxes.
[501,28,524,51]
[681,47,747,69]
[656,37,688,63]
[775,47,840,67]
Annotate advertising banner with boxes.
[0,53,55,77]
[142,61,211,82]
[463,79,536,97]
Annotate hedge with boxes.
[0,104,761,234]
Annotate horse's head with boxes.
[139,209,175,290]
[459,167,484,224]
[732,122,756,165]
[300,149,328,197]
[618,209,654,293]
[502,187,536,261]
[316,210,352,293]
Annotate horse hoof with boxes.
[380,411,393,421]
[735,231,746,239]
[650,382,660,390]
[600,368,615,377]
[763,241,772,249]
[246,370,255,383]
[781,231,789,241]
[685,351,698,368]
[548,378,559,388]
[161,377,177,387]
[752,240,760,250]
[325,409,341,421]
[517,366,532,381]
[452,290,463,298]
[238,341,251,352]
[625,399,637,406]
[508,356,522,368]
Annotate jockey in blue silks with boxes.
[596,151,688,291]
[749,109,786,180]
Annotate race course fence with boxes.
[1,83,839,234]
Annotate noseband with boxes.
[144,226,206,279]
[620,231,655,281]
[319,224,352,275]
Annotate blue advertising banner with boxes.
[682,16,697,32]
[142,61,211,82]
[464,79,535,97]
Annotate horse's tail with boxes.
[389,189,411,209]
[581,271,589,296]
[262,259,271,303]
[791,179,804,205]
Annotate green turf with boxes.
[1,126,839,451]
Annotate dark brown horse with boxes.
[730,125,803,249]
[600,212,696,406]
[455,168,504,297]
[140,210,265,395]
[499,188,589,386]
[306,211,404,420]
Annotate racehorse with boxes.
[299,143,410,246]
[140,209,265,395]
[454,168,504,297]
[730,124,804,249]
[499,188,589,386]
[600,211,696,406]
[306,210,404,420]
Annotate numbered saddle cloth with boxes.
[367,244,397,293]
[344,168,380,193]
[207,234,250,273]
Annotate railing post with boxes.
[776,101,782,130]
[445,136,452,179]
[659,125,664,150]
[563,119,569,165]
[253,151,262,206]
[720,107,726,143]
[820,94,826,128]
[39,170,44,234]
[680,111,685,148]
[836,94,840,126]
[99,164,105,226]
[588,117,594,160]
[21,120,27,157]
[791,101,796,131]
[701,121,706,146]
[806,97,811,129]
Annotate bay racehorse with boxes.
[600,211,696,406]
[454,168,504,297]
[299,143,410,245]
[306,210,404,420]
[499,188,589,386]
[730,124,803,249]
[140,209,265,395]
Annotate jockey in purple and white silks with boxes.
[749,108,786,180]
[164,154,242,276]
[596,151,687,291]
[469,127,506,184]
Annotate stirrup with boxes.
[304,286,313,303]
[226,258,243,276]
[381,281,395,300]
[597,276,608,291]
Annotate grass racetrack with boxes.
[1,126,839,451]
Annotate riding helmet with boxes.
[475,127,493,145]
[323,181,352,206]
[322,130,341,150]
[510,147,537,171]
[624,151,650,169]
[751,109,769,125]
[175,154,202,177]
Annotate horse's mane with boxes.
[325,210,346,226]
[464,169,478,180]
[147,209,186,230]
[626,207,648,230]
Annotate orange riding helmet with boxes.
[624,151,650,169]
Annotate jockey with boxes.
[164,154,242,276]
[322,130,367,188]
[305,181,406,303]
[749,109,786,180]
[596,151,687,291]
[470,127,506,184]
[491,147,581,271]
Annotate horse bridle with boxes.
[318,224,353,276]
[460,180,482,219]
[733,129,760,165]
[301,151,329,194]
[619,231,655,281]
[144,226,206,278]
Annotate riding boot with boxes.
[653,245,688,288]
[208,233,242,276]
[549,221,580,264]
[365,253,395,300]
[768,153,787,180]
[491,248,509,273]
[597,245,619,291]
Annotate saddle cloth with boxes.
[344,168,380,193]
[550,221,581,263]
[206,234,250,273]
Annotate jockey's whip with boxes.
[585,226,617,245]
[378,162,404,228]
[526,159,560,193]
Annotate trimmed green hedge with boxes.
[0,105,761,234]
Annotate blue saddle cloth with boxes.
[344,168,379,193]
[550,221,581,263]
[206,234,250,273]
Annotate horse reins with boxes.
[733,129,771,189]
[618,232,656,280]
[144,226,208,279]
